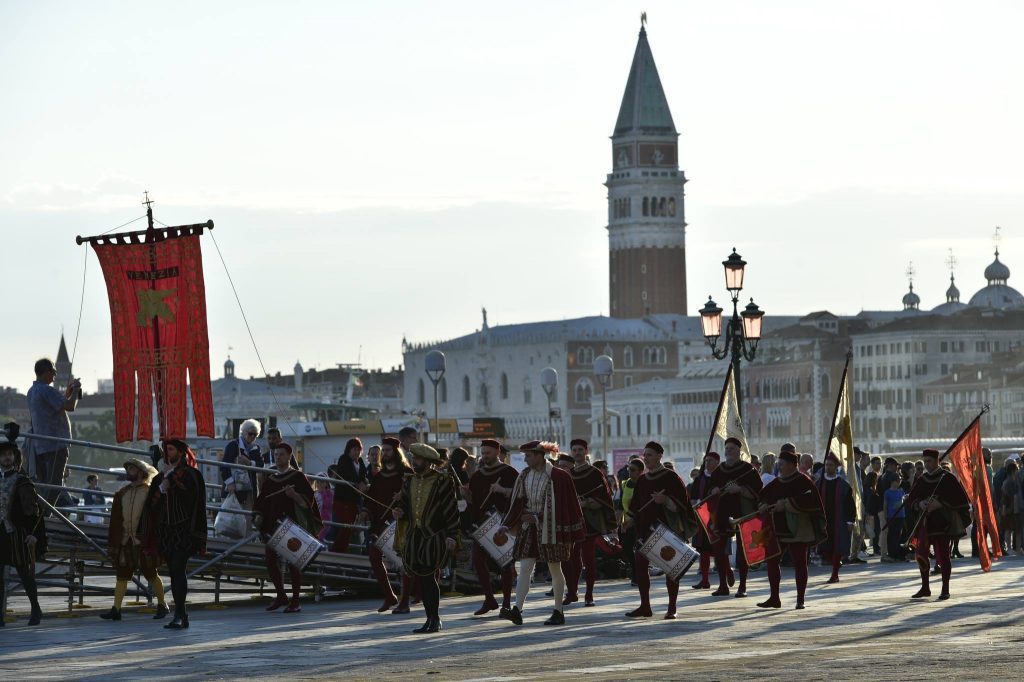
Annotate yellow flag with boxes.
[714,365,750,461]
[827,363,863,549]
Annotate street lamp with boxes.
[699,248,765,419]
[594,354,614,459]
[424,350,446,446]
[540,367,558,442]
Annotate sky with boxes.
[2,1,1023,394]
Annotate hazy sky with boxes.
[2,1,1022,394]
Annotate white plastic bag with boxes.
[214,493,247,538]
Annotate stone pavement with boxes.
[2,554,1023,680]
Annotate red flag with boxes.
[91,232,214,442]
[946,419,1001,571]
[737,512,781,566]
[693,498,718,545]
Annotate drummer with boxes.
[360,437,413,614]
[566,438,616,608]
[253,442,322,614]
[462,438,519,616]
[622,441,700,620]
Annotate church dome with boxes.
[901,284,920,310]
[933,273,968,314]
[969,249,1024,309]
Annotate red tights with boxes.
[766,543,809,603]
[472,542,516,607]
[265,547,302,600]
[567,537,597,600]
[713,537,747,592]
[634,553,679,611]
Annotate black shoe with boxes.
[164,614,189,630]
[499,605,523,626]
[937,592,950,601]
[911,588,931,599]
[543,609,565,626]
[413,618,440,633]
[99,607,121,621]
[154,603,169,620]
[27,606,42,626]
[544,589,554,597]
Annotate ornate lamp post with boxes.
[424,350,446,446]
[698,248,765,417]
[594,355,614,458]
[540,367,558,442]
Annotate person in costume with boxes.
[708,437,763,597]
[393,443,460,634]
[100,457,168,621]
[359,436,413,614]
[498,440,584,626]
[254,442,322,614]
[907,448,971,601]
[0,441,44,627]
[565,438,616,607]
[815,451,857,583]
[688,451,720,590]
[622,441,700,620]
[461,438,518,616]
[757,450,826,609]
[141,438,207,630]
[328,438,368,553]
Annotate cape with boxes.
[907,468,971,539]
[629,467,700,543]
[815,475,856,555]
[467,462,519,524]
[141,463,207,559]
[571,463,616,536]
[396,468,461,576]
[502,463,584,547]
[708,460,763,535]
[254,468,322,537]
[0,473,47,565]
[759,471,827,546]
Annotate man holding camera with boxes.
[26,358,80,508]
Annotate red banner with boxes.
[693,498,718,545]
[91,233,214,442]
[737,512,781,566]
[946,420,1001,571]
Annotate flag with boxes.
[826,360,862,554]
[946,418,1001,572]
[736,512,781,566]
[713,365,750,461]
[91,232,214,442]
[693,498,718,545]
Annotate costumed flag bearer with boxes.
[815,451,856,584]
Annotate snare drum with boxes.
[267,517,326,571]
[470,512,515,567]
[374,521,403,570]
[638,522,699,582]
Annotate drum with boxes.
[267,517,326,571]
[374,521,403,570]
[470,512,515,567]
[638,522,699,582]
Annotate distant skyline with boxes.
[2,1,1022,394]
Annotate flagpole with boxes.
[823,350,852,456]
[704,364,731,457]
[879,404,989,532]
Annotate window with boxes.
[523,377,532,405]
[642,197,649,216]
[623,346,634,368]
[820,373,830,396]
[576,346,594,366]
[668,198,676,217]
[500,373,509,400]
[574,378,593,404]
[417,379,425,404]
[624,375,633,387]
[462,375,471,401]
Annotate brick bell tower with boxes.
[607,22,687,318]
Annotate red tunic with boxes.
[467,462,519,524]
[571,464,616,537]
[708,460,762,536]
[759,471,826,545]
[629,467,700,542]
[253,468,322,537]
[503,465,585,546]
[365,466,409,536]
[907,468,971,539]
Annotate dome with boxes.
[946,278,960,303]
[901,283,920,310]
[224,358,235,369]
[984,251,1010,284]
[933,273,967,314]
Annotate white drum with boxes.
[374,521,403,571]
[267,517,326,571]
[471,512,515,567]
[638,522,699,582]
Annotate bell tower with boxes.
[607,21,687,318]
